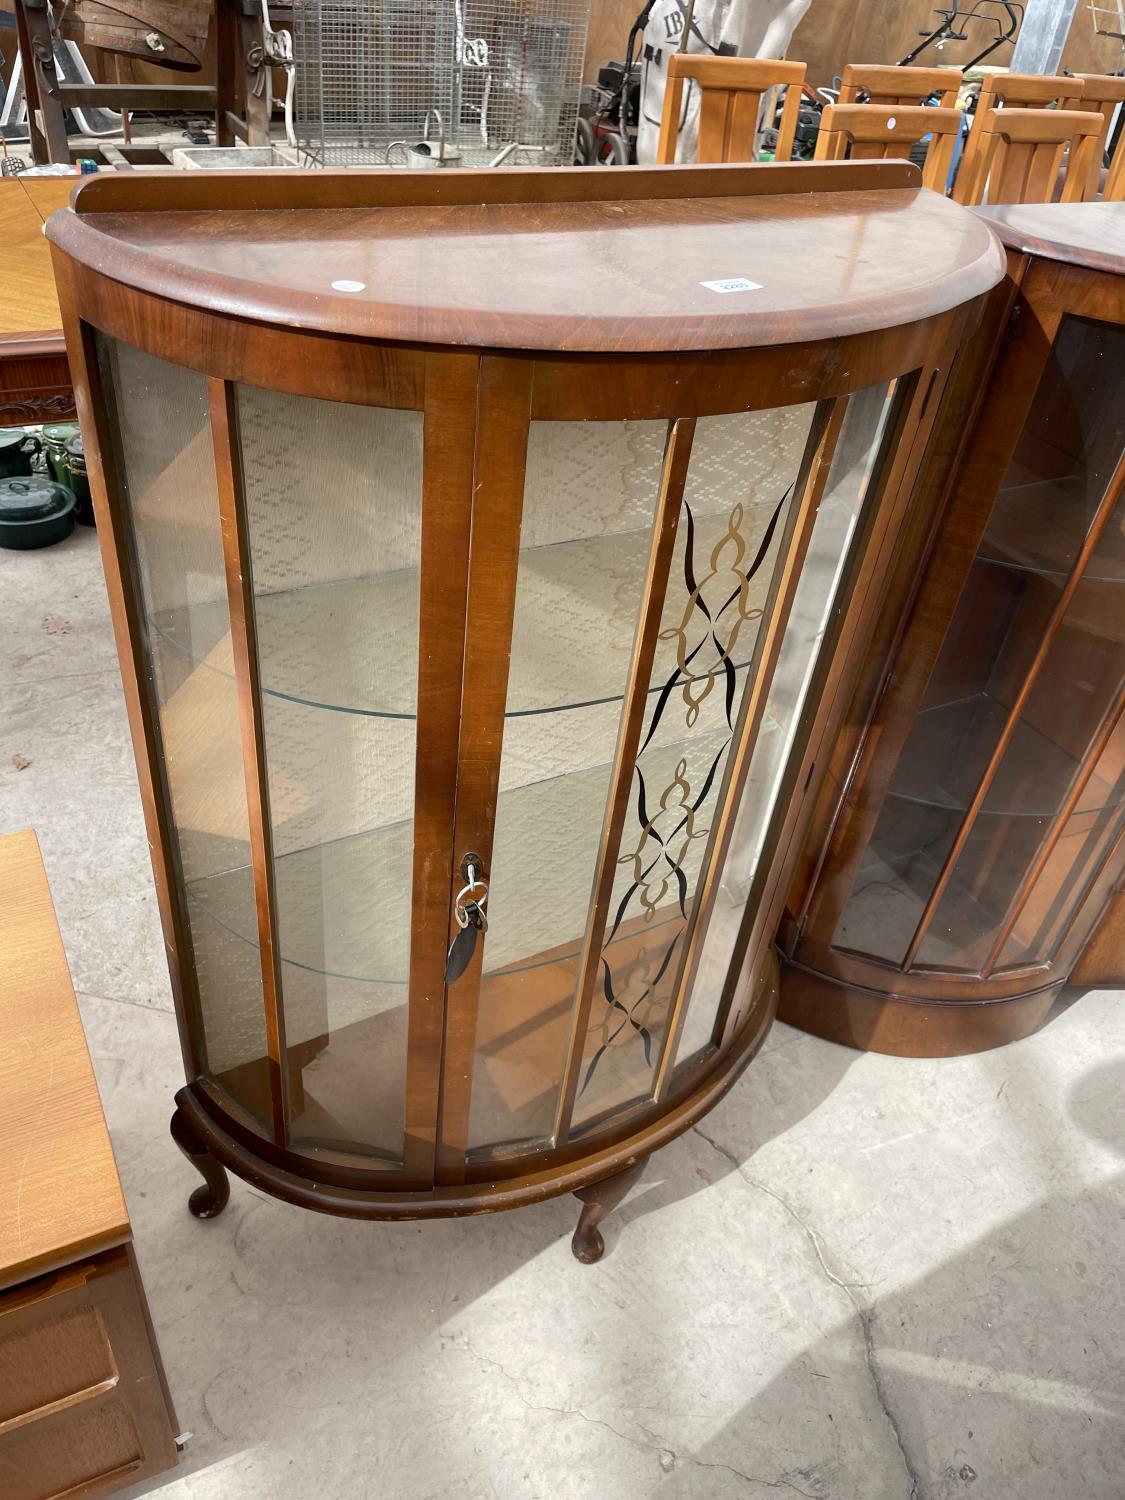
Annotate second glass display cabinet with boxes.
[48,162,1002,1257]
[780,201,1125,1057]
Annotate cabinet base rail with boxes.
[165,954,777,1253]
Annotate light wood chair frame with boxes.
[655,53,807,165]
[814,103,963,193]
[955,70,1081,203]
[1105,132,1125,200]
[838,64,962,109]
[956,106,1104,206]
[1062,73,1125,197]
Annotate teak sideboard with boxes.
[47,161,1003,1256]
[0,830,179,1499]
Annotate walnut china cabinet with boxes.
[48,162,1001,1257]
[780,201,1125,1058]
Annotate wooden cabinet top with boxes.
[0,177,73,343]
[975,201,1125,277]
[45,161,1005,353]
[0,830,129,1291]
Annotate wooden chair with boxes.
[813,103,962,192]
[838,64,962,109]
[1105,131,1125,200]
[955,71,1078,202]
[655,54,807,165]
[1062,74,1125,196]
[975,70,1078,110]
[955,107,1104,205]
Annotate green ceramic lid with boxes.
[42,421,81,446]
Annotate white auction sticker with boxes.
[700,277,763,294]
[331,279,366,293]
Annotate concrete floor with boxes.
[3,525,1124,1500]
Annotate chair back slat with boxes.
[977,71,1076,109]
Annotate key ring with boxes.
[454,862,489,928]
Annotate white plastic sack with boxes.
[636,0,812,163]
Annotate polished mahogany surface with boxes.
[47,162,1005,352]
[975,202,1125,275]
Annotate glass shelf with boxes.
[887,693,1124,820]
[149,508,769,721]
[833,838,1007,972]
[187,724,737,985]
[979,476,1125,583]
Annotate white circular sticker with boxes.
[331,279,366,293]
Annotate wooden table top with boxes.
[46,160,1005,352]
[0,829,129,1291]
[975,201,1125,277]
[0,176,73,345]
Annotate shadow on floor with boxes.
[645,1055,1125,1500]
[615,1023,858,1241]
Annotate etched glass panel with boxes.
[570,405,817,1131]
[99,340,271,1129]
[675,383,896,1071]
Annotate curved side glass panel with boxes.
[99,339,271,1128]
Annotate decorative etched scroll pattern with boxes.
[578,485,791,1108]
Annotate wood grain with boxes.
[837,64,962,108]
[0,179,66,338]
[0,830,128,1290]
[975,202,1125,276]
[1072,888,1125,986]
[0,178,73,424]
[45,163,1005,353]
[0,1247,179,1498]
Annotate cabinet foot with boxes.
[170,1103,231,1219]
[570,1158,647,1264]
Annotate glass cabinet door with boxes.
[833,315,1125,980]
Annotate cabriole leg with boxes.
[571,1157,647,1264]
[170,1102,231,1219]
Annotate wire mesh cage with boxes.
[292,0,591,167]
